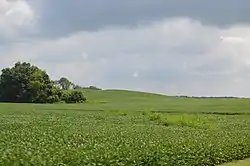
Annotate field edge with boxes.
[219,158,250,166]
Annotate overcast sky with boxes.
[1,0,250,97]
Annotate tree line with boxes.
[0,62,100,103]
[53,77,101,91]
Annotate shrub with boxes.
[61,90,86,103]
[142,111,213,128]
[47,95,60,103]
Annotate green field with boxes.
[1,89,250,165]
[220,159,250,166]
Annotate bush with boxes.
[47,95,60,103]
[61,90,86,103]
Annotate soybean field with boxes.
[0,90,250,166]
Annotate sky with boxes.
[0,0,250,97]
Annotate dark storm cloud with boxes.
[30,0,250,37]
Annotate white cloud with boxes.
[132,72,139,78]
[220,36,246,43]
[1,17,250,97]
[81,52,88,60]
[0,0,35,39]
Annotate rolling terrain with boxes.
[0,89,250,165]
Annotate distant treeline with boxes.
[176,95,245,99]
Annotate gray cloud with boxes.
[1,1,250,97]
[0,0,35,45]
[29,0,250,37]
[0,18,248,96]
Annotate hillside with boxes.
[80,89,250,114]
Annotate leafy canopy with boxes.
[54,77,72,90]
[0,62,86,103]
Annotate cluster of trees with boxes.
[0,62,87,103]
[53,77,101,91]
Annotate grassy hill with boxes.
[80,89,250,114]
[1,89,250,165]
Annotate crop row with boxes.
[0,110,250,165]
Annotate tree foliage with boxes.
[54,77,72,90]
[72,84,83,90]
[72,84,102,90]
[88,86,101,90]
[61,90,86,103]
[0,62,86,104]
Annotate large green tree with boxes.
[54,77,72,90]
[0,62,61,103]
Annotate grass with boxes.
[81,89,250,114]
[220,159,250,166]
[1,89,250,165]
[142,110,214,128]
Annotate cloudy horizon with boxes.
[1,0,250,97]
